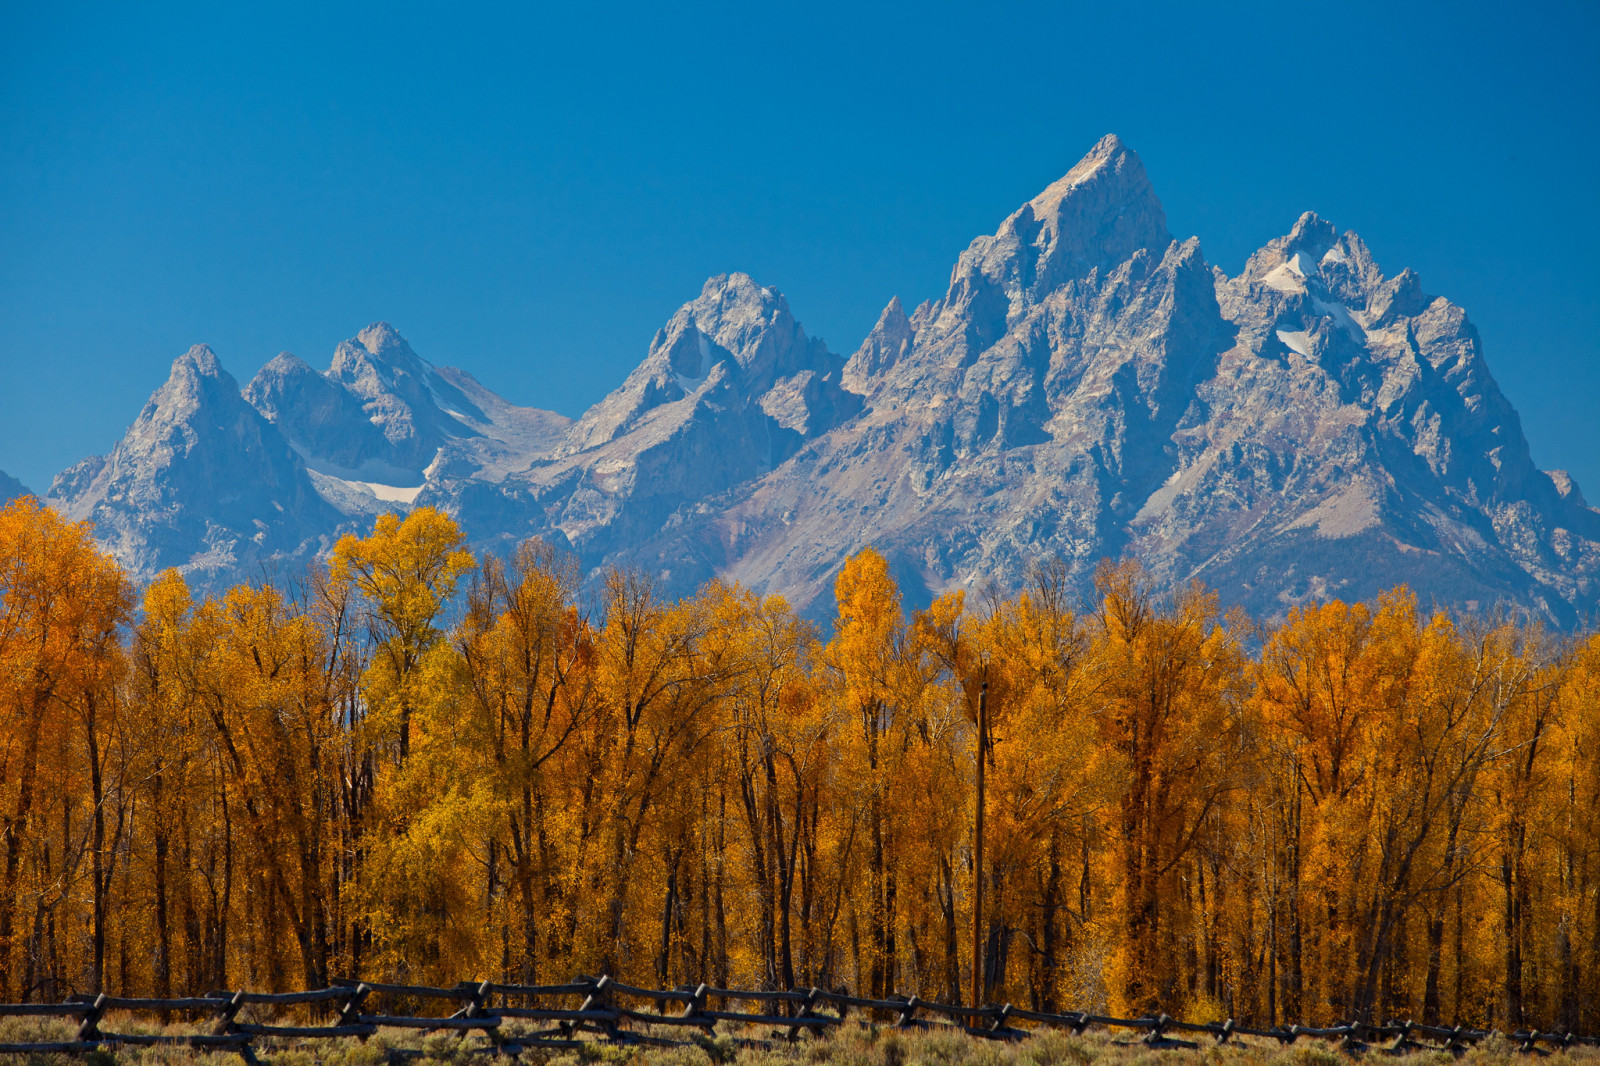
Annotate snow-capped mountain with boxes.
[472,273,860,564]
[40,136,1600,624]
[244,322,571,517]
[47,345,343,579]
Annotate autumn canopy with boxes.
[0,498,1595,1032]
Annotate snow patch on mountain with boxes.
[30,137,1599,626]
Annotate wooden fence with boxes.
[0,975,1594,1062]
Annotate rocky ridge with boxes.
[48,345,344,579]
[36,136,1600,625]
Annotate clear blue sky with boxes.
[3,1,1597,497]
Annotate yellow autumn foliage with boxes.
[0,496,1595,1032]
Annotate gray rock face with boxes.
[47,346,344,580]
[245,322,572,499]
[633,135,1234,611]
[32,136,1599,624]
[1150,211,1600,624]
[250,323,573,530]
[842,296,914,392]
[626,137,1599,624]
[48,327,573,586]
[476,273,860,564]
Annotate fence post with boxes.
[896,996,921,1029]
[462,979,509,1054]
[1214,1019,1235,1045]
[565,973,614,1040]
[682,982,713,1034]
[336,982,371,1037]
[787,987,820,1043]
[990,1003,1013,1034]
[1142,1013,1170,1045]
[213,990,247,1035]
[76,993,108,1043]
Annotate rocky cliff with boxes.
[41,136,1599,624]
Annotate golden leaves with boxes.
[0,501,1594,1029]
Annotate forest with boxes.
[0,497,1595,1033]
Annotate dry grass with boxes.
[1,1014,1595,1066]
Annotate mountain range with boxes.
[26,135,1600,626]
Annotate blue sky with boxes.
[2,1,1597,497]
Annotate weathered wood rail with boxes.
[0,975,1591,1061]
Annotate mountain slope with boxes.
[246,322,572,516]
[1128,212,1600,623]
[459,273,859,567]
[31,136,1599,624]
[48,345,345,579]
[0,470,32,505]
[627,137,1599,623]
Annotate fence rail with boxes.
[0,975,1591,1062]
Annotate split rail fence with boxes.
[0,975,1594,1062]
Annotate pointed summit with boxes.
[913,135,1178,358]
[562,272,846,454]
[843,295,914,394]
[1017,133,1170,275]
[351,321,429,378]
[49,343,339,580]
[176,342,224,376]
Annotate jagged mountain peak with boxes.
[561,272,846,455]
[332,321,433,395]
[1547,470,1590,509]
[670,272,822,379]
[915,135,1177,359]
[1243,214,1384,304]
[261,350,311,371]
[246,323,575,514]
[28,140,1598,626]
[358,320,407,352]
[148,344,254,423]
[48,342,340,581]
[843,295,914,394]
[1015,133,1170,266]
[1024,133,1164,222]
[174,342,224,377]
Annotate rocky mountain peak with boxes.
[146,344,249,427]
[672,272,823,382]
[843,295,914,394]
[331,321,432,399]
[26,135,1598,627]
[918,136,1175,358]
[176,342,224,376]
[1016,133,1170,270]
[49,343,340,580]
[349,321,429,378]
[1546,470,1590,509]
[260,350,313,374]
[560,272,846,455]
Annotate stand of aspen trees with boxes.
[0,498,1595,1031]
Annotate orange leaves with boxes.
[0,505,1594,1028]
